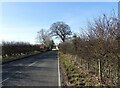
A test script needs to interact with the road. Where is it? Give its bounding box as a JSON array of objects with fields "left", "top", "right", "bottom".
[{"left": 2, "top": 50, "right": 59, "bottom": 87}]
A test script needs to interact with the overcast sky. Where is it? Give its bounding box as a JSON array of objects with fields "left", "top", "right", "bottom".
[{"left": 0, "top": 2, "right": 118, "bottom": 44}]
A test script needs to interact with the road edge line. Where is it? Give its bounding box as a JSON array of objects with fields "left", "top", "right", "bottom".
[
  {"left": 58, "top": 51, "right": 61, "bottom": 87},
  {"left": 28, "top": 61, "right": 38, "bottom": 67},
  {"left": 0, "top": 78, "right": 9, "bottom": 84}
]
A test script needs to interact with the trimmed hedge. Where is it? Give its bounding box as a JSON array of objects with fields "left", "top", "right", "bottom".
[{"left": 2, "top": 41, "right": 46, "bottom": 58}]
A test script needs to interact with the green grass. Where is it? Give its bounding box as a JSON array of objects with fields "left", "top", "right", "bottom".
[{"left": 59, "top": 52, "right": 87, "bottom": 87}]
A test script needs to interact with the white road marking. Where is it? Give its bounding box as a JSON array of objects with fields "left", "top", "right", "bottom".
[
  {"left": 15, "top": 71, "right": 22, "bottom": 73},
  {"left": 58, "top": 52, "right": 61, "bottom": 87},
  {"left": 28, "top": 61, "right": 38, "bottom": 67},
  {"left": 0, "top": 78, "right": 9, "bottom": 83}
]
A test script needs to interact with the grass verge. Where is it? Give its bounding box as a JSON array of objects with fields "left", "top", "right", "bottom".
[{"left": 59, "top": 52, "right": 112, "bottom": 87}]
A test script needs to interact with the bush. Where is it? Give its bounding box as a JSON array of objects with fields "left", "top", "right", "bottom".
[
  {"left": 59, "top": 14, "right": 120, "bottom": 86},
  {"left": 2, "top": 41, "right": 46, "bottom": 58}
]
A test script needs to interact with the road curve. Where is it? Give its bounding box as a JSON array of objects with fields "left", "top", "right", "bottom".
[{"left": 2, "top": 50, "right": 59, "bottom": 86}]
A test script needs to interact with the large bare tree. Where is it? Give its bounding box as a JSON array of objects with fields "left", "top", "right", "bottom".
[{"left": 49, "top": 21, "right": 72, "bottom": 42}]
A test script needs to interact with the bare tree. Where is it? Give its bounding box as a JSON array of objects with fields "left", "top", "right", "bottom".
[
  {"left": 59, "top": 13, "right": 119, "bottom": 86},
  {"left": 36, "top": 29, "right": 54, "bottom": 49},
  {"left": 49, "top": 21, "right": 72, "bottom": 42},
  {"left": 37, "top": 29, "right": 47, "bottom": 44}
]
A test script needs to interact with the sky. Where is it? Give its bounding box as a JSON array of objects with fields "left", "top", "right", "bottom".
[{"left": 0, "top": 2, "right": 118, "bottom": 44}]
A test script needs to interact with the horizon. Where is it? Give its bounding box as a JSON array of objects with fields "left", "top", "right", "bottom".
[{"left": 0, "top": 2, "right": 118, "bottom": 44}]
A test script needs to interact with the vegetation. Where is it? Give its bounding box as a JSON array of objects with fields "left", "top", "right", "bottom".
[
  {"left": 59, "top": 14, "right": 120, "bottom": 87},
  {"left": 1, "top": 11, "right": 119, "bottom": 87},
  {"left": 2, "top": 41, "right": 48, "bottom": 63},
  {"left": 60, "top": 53, "right": 105, "bottom": 87},
  {"left": 49, "top": 21, "right": 72, "bottom": 42},
  {"left": 36, "top": 29, "right": 55, "bottom": 50},
  {"left": 2, "top": 28, "right": 55, "bottom": 63}
]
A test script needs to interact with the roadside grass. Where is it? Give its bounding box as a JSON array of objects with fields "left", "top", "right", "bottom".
[
  {"left": 59, "top": 52, "right": 87, "bottom": 87},
  {"left": 59, "top": 52, "right": 109, "bottom": 87}
]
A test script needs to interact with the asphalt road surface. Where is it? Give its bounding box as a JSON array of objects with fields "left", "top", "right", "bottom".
[{"left": 2, "top": 50, "right": 59, "bottom": 87}]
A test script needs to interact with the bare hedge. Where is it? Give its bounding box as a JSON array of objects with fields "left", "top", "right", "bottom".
[
  {"left": 59, "top": 14, "right": 120, "bottom": 86},
  {"left": 2, "top": 41, "right": 46, "bottom": 58}
]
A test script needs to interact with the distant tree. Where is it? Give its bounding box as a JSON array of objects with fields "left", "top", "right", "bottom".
[
  {"left": 36, "top": 29, "right": 54, "bottom": 50},
  {"left": 49, "top": 21, "right": 72, "bottom": 42},
  {"left": 36, "top": 29, "right": 47, "bottom": 44}
]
